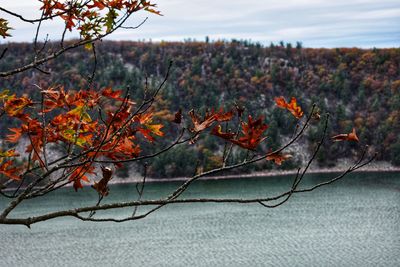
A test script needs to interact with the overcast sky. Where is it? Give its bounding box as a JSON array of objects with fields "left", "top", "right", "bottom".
[{"left": 0, "top": 0, "right": 399, "bottom": 48}]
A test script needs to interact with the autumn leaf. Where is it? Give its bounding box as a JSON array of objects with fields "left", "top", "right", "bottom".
[
  {"left": 145, "top": 123, "right": 164, "bottom": 137},
  {"left": 214, "top": 108, "right": 234, "bottom": 122},
  {"left": 0, "top": 161, "right": 20, "bottom": 180},
  {"left": 312, "top": 110, "right": 321, "bottom": 121},
  {"left": 229, "top": 115, "right": 268, "bottom": 150},
  {"left": 189, "top": 108, "right": 233, "bottom": 133},
  {"left": 135, "top": 112, "right": 153, "bottom": 125},
  {"left": 211, "top": 125, "right": 236, "bottom": 140},
  {"left": 3, "top": 95, "right": 33, "bottom": 117},
  {"left": 0, "top": 89, "right": 11, "bottom": 100},
  {"left": 69, "top": 164, "right": 95, "bottom": 191},
  {"left": 188, "top": 109, "right": 215, "bottom": 133},
  {"left": 0, "top": 149, "right": 19, "bottom": 158},
  {"left": 60, "top": 14, "right": 77, "bottom": 31},
  {"left": 275, "top": 96, "right": 303, "bottom": 119},
  {"left": 6, "top": 128, "right": 22, "bottom": 143},
  {"left": 0, "top": 18, "right": 12, "bottom": 38},
  {"left": 101, "top": 87, "right": 123, "bottom": 99},
  {"left": 266, "top": 152, "right": 293, "bottom": 166},
  {"left": 67, "top": 104, "right": 92, "bottom": 122},
  {"left": 105, "top": 9, "right": 118, "bottom": 33},
  {"left": 144, "top": 7, "right": 163, "bottom": 16},
  {"left": 331, "top": 128, "right": 359, "bottom": 142},
  {"left": 92, "top": 166, "right": 113, "bottom": 196},
  {"left": 212, "top": 115, "right": 268, "bottom": 150},
  {"left": 87, "top": 0, "right": 106, "bottom": 10},
  {"left": 173, "top": 109, "right": 182, "bottom": 124},
  {"left": 134, "top": 112, "right": 164, "bottom": 141}
]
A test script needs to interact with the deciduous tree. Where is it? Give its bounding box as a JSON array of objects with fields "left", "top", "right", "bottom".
[{"left": 0, "top": 1, "right": 374, "bottom": 227}]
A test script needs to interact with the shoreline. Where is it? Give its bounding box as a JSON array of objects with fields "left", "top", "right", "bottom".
[
  {"left": 110, "top": 165, "right": 400, "bottom": 185},
  {"left": 2, "top": 165, "right": 399, "bottom": 192}
]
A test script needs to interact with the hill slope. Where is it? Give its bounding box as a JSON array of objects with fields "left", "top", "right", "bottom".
[{"left": 1, "top": 41, "right": 399, "bottom": 177}]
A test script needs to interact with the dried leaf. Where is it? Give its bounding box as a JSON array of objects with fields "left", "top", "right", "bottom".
[
  {"left": 92, "top": 166, "right": 113, "bottom": 196},
  {"left": 331, "top": 128, "right": 359, "bottom": 142},
  {"left": 266, "top": 152, "right": 293, "bottom": 165},
  {"left": 173, "top": 109, "right": 182, "bottom": 124}
]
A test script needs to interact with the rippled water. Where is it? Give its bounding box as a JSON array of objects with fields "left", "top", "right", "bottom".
[{"left": 1, "top": 172, "right": 399, "bottom": 266}]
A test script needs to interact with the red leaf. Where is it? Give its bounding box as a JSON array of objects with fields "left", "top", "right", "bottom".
[
  {"left": 101, "top": 87, "right": 123, "bottom": 99},
  {"left": 69, "top": 164, "right": 94, "bottom": 191},
  {"left": 211, "top": 125, "right": 236, "bottom": 140}
]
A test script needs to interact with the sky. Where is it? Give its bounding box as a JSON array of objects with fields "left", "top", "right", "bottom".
[{"left": 0, "top": 0, "right": 399, "bottom": 48}]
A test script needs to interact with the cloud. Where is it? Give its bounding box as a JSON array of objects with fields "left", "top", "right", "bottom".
[{"left": 0, "top": 0, "right": 399, "bottom": 47}]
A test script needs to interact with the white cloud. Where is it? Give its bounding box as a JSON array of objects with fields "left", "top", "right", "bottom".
[{"left": 0, "top": 0, "right": 399, "bottom": 47}]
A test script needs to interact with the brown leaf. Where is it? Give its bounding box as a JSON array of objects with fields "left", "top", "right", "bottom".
[
  {"left": 266, "top": 152, "right": 293, "bottom": 166},
  {"left": 173, "top": 109, "right": 182, "bottom": 124},
  {"left": 92, "top": 166, "right": 113, "bottom": 196}
]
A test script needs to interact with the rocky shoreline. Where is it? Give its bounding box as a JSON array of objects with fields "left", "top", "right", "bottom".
[
  {"left": 109, "top": 161, "right": 400, "bottom": 185},
  {"left": 2, "top": 162, "right": 399, "bottom": 192}
]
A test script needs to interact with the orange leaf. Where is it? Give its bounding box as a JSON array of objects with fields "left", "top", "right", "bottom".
[
  {"left": 134, "top": 112, "right": 164, "bottom": 141},
  {"left": 101, "top": 87, "right": 123, "bottom": 99},
  {"left": 275, "top": 96, "right": 303, "bottom": 119},
  {"left": 266, "top": 152, "right": 293, "bottom": 166},
  {"left": 3, "top": 95, "right": 33, "bottom": 117},
  {"left": 146, "top": 123, "right": 164, "bottom": 137},
  {"left": 6, "top": 128, "right": 22, "bottom": 143},
  {"left": 275, "top": 96, "right": 288, "bottom": 109},
  {"left": 0, "top": 149, "right": 19, "bottom": 158},
  {"left": 0, "top": 161, "right": 20, "bottom": 180},
  {"left": 212, "top": 115, "right": 268, "bottom": 150},
  {"left": 214, "top": 108, "right": 234, "bottom": 122},
  {"left": 87, "top": 0, "right": 106, "bottom": 10},
  {"left": 69, "top": 164, "right": 95, "bottom": 191},
  {"left": 331, "top": 128, "right": 359, "bottom": 142}
]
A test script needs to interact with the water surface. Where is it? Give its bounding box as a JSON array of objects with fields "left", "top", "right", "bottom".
[{"left": 1, "top": 172, "right": 399, "bottom": 266}]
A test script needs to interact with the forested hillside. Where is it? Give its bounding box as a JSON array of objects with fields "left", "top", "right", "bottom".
[{"left": 1, "top": 40, "right": 399, "bottom": 177}]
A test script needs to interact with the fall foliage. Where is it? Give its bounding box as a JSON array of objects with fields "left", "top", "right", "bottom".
[{"left": 0, "top": 1, "right": 378, "bottom": 226}]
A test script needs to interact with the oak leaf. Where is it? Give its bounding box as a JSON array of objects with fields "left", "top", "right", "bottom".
[
  {"left": 92, "top": 166, "right": 113, "bottom": 196},
  {"left": 6, "top": 128, "right": 22, "bottom": 143},
  {"left": 70, "top": 164, "right": 95, "bottom": 191},
  {"left": 266, "top": 152, "right": 293, "bottom": 166},
  {"left": 211, "top": 125, "right": 236, "bottom": 140},
  {"left": 173, "top": 109, "right": 182, "bottom": 124},
  {"left": 275, "top": 96, "right": 303, "bottom": 119},
  {"left": 0, "top": 161, "right": 20, "bottom": 180},
  {"left": 189, "top": 108, "right": 234, "bottom": 133},
  {"left": 331, "top": 128, "right": 359, "bottom": 142},
  {"left": 212, "top": 115, "right": 268, "bottom": 150}
]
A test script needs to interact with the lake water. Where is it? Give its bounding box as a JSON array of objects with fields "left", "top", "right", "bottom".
[{"left": 0, "top": 172, "right": 399, "bottom": 266}]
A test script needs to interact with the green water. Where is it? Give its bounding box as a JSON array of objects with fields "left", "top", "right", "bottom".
[{"left": 0, "top": 172, "right": 399, "bottom": 266}]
